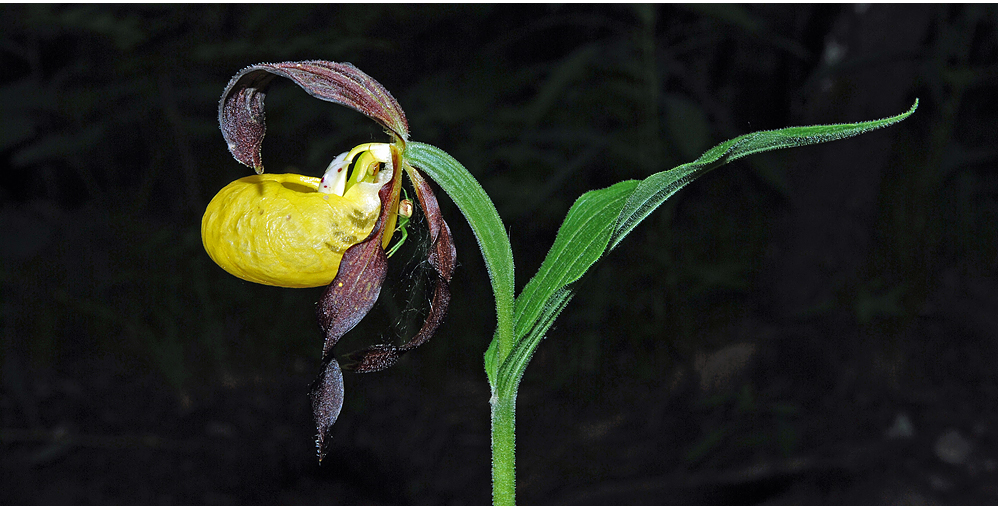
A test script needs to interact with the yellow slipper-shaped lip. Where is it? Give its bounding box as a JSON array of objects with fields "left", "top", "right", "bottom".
[{"left": 201, "top": 173, "right": 384, "bottom": 288}]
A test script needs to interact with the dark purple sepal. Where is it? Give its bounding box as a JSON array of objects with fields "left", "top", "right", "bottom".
[{"left": 219, "top": 60, "right": 410, "bottom": 172}]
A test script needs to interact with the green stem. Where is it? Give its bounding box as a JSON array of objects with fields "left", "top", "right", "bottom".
[
  {"left": 490, "top": 386, "right": 516, "bottom": 505},
  {"left": 494, "top": 308, "right": 515, "bottom": 370},
  {"left": 402, "top": 142, "right": 520, "bottom": 504},
  {"left": 491, "top": 295, "right": 516, "bottom": 504}
]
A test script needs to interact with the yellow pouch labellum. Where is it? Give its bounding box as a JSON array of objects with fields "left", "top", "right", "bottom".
[{"left": 202, "top": 173, "right": 384, "bottom": 288}]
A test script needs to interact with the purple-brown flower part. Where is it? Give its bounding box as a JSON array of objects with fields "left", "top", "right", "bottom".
[
  {"left": 310, "top": 357, "right": 343, "bottom": 463},
  {"left": 340, "top": 165, "right": 456, "bottom": 373},
  {"left": 309, "top": 148, "right": 401, "bottom": 462},
  {"left": 219, "top": 60, "right": 409, "bottom": 173},
  {"left": 216, "top": 60, "right": 455, "bottom": 463},
  {"left": 309, "top": 156, "right": 457, "bottom": 462}
]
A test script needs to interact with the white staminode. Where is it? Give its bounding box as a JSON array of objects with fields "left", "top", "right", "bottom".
[{"left": 318, "top": 151, "right": 350, "bottom": 196}]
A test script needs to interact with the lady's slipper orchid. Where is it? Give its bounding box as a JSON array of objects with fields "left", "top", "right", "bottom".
[{"left": 204, "top": 61, "right": 455, "bottom": 462}]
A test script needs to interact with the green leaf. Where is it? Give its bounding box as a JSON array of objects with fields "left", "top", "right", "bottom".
[
  {"left": 494, "top": 180, "right": 637, "bottom": 396},
  {"left": 610, "top": 99, "right": 919, "bottom": 250},
  {"left": 497, "top": 287, "right": 574, "bottom": 398},
  {"left": 512, "top": 180, "right": 637, "bottom": 343},
  {"left": 499, "top": 99, "right": 918, "bottom": 393},
  {"left": 404, "top": 142, "right": 515, "bottom": 386}
]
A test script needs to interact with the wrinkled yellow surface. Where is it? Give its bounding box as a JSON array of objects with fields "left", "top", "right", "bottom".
[{"left": 201, "top": 173, "right": 384, "bottom": 288}]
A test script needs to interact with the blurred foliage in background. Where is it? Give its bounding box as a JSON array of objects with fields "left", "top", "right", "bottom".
[{"left": 1, "top": 4, "right": 996, "bottom": 439}]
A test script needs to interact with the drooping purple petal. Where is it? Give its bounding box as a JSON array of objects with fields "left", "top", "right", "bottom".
[
  {"left": 219, "top": 60, "right": 409, "bottom": 173},
  {"left": 340, "top": 165, "right": 456, "bottom": 373},
  {"left": 309, "top": 154, "right": 402, "bottom": 462},
  {"left": 308, "top": 357, "right": 343, "bottom": 464},
  {"left": 402, "top": 166, "right": 457, "bottom": 346}
]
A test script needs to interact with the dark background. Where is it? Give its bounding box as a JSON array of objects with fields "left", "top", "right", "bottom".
[{"left": 2, "top": 4, "right": 996, "bottom": 504}]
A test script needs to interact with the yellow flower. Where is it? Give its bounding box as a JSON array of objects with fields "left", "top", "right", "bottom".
[
  {"left": 201, "top": 143, "right": 398, "bottom": 288},
  {"left": 208, "top": 60, "right": 454, "bottom": 462}
]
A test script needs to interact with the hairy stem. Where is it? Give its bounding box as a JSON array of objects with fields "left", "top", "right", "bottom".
[{"left": 490, "top": 388, "right": 516, "bottom": 505}]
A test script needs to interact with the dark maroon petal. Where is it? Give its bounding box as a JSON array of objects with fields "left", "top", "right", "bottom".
[
  {"left": 218, "top": 70, "right": 273, "bottom": 172},
  {"left": 340, "top": 343, "right": 400, "bottom": 373},
  {"left": 340, "top": 166, "right": 456, "bottom": 373},
  {"left": 308, "top": 357, "right": 343, "bottom": 464},
  {"left": 402, "top": 166, "right": 456, "bottom": 347},
  {"left": 310, "top": 154, "right": 402, "bottom": 461},
  {"left": 219, "top": 60, "right": 409, "bottom": 172},
  {"left": 315, "top": 229, "right": 388, "bottom": 359}
]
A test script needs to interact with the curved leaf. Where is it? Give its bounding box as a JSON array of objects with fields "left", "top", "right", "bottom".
[
  {"left": 494, "top": 180, "right": 636, "bottom": 395},
  {"left": 610, "top": 99, "right": 920, "bottom": 250},
  {"left": 512, "top": 180, "right": 637, "bottom": 342},
  {"left": 404, "top": 142, "right": 515, "bottom": 386},
  {"left": 499, "top": 99, "right": 919, "bottom": 393}
]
